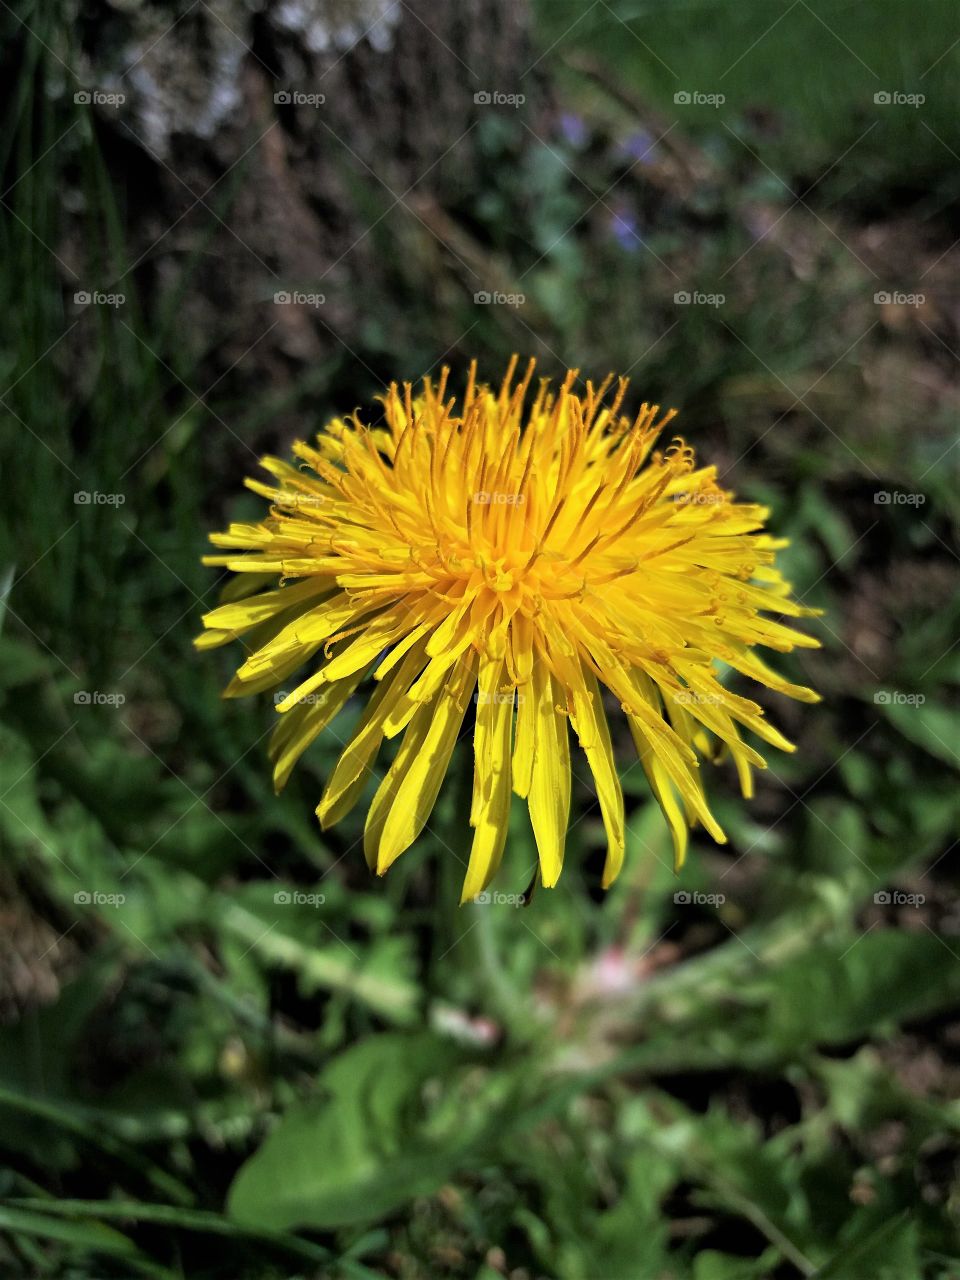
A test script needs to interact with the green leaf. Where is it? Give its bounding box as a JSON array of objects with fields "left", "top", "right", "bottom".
[
  {"left": 219, "top": 899, "right": 420, "bottom": 1024},
  {"left": 228, "top": 1033, "right": 497, "bottom": 1231},
  {"left": 5, "top": 1199, "right": 335, "bottom": 1267},
  {"left": 766, "top": 930, "right": 960, "bottom": 1050},
  {"left": 0, "top": 1203, "right": 140, "bottom": 1256},
  {"left": 814, "top": 1211, "right": 918, "bottom": 1280},
  {"left": 878, "top": 697, "right": 959, "bottom": 769},
  {"left": 693, "top": 1250, "right": 776, "bottom": 1280}
]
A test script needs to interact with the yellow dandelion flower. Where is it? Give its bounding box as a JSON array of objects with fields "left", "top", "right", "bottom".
[{"left": 198, "top": 357, "right": 820, "bottom": 900}]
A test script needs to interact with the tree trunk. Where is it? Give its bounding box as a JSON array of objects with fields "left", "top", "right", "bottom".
[{"left": 66, "top": 0, "right": 538, "bottom": 388}]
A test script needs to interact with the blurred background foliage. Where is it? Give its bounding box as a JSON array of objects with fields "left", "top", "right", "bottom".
[{"left": 0, "top": 0, "right": 958, "bottom": 1276}]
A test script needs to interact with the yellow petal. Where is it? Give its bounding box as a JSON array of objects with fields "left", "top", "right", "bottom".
[
  {"left": 460, "top": 656, "right": 514, "bottom": 903},
  {"left": 194, "top": 629, "right": 233, "bottom": 651},
  {"left": 527, "top": 663, "right": 570, "bottom": 888},
  {"left": 569, "top": 664, "right": 626, "bottom": 888},
  {"left": 201, "top": 576, "right": 333, "bottom": 635},
  {"left": 511, "top": 671, "right": 536, "bottom": 798},
  {"left": 317, "top": 605, "right": 426, "bottom": 686},
  {"left": 629, "top": 723, "right": 688, "bottom": 871},
  {"left": 268, "top": 670, "right": 364, "bottom": 792},
  {"left": 366, "top": 656, "right": 477, "bottom": 875},
  {"left": 316, "top": 642, "right": 428, "bottom": 831},
  {"left": 235, "top": 593, "right": 373, "bottom": 681},
  {"left": 222, "top": 642, "right": 324, "bottom": 698}
]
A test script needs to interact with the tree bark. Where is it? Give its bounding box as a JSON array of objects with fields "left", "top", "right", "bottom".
[{"left": 67, "top": 0, "right": 538, "bottom": 386}]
